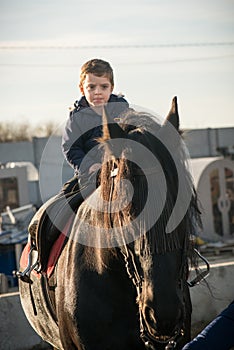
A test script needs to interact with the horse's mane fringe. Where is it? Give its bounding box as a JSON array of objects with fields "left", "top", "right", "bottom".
[{"left": 99, "top": 155, "right": 136, "bottom": 246}]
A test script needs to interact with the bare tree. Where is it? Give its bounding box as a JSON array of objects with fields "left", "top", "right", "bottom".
[{"left": 0, "top": 121, "right": 62, "bottom": 142}]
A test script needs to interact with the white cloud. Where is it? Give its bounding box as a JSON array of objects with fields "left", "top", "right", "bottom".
[{"left": 1, "top": 0, "right": 233, "bottom": 44}]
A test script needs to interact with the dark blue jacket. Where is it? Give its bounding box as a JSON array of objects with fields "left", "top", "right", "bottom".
[
  {"left": 182, "top": 300, "right": 234, "bottom": 350},
  {"left": 62, "top": 94, "right": 129, "bottom": 176}
]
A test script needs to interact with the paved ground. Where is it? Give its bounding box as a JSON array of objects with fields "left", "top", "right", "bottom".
[{"left": 1, "top": 252, "right": 233, "bottom": 349}]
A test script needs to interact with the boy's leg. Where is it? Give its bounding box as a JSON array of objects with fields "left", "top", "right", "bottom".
[{"left": 28, "top": 176, "right": 79, "bottom": 241}]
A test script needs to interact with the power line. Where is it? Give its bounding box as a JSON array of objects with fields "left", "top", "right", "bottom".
[
  {"left": 0, "top": 42, "right": 234, "bottom": 50},
  {"left": 0, "top": 54, "right": 233, "bottom": 68}
]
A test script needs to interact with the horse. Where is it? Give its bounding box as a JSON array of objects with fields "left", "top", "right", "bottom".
[{"left": 18, "top": 97, "right": 205, "bottom": 350}]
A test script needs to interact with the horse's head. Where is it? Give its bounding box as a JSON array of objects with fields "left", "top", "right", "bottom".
[
  {"left": 74, "top": 98, "right": 199, "bottom": 348},
  {"left": 96, "top": 97, "right": 198, "bottom": 347}
]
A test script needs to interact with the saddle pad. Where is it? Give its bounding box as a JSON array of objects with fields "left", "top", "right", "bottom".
[
  {"left": 46, "top": 232, "right": 67, "bottom": 278},
  {"left": 46, "top": 216, "right": 74, "bottom": 278}
]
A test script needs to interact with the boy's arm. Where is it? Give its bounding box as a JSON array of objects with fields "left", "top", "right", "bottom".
[{"left": 62, "top": 112, "right": 97, "bottom": 175}]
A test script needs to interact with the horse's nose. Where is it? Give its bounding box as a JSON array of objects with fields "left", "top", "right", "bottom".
[{"left": 143, "top": 303, "right": 183, "bottom": 335}]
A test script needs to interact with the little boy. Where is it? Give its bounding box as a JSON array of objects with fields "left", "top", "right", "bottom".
[
  {"left": 62, "top": 58, "right": 129, "bottom": 192},
  {"left": 19, "top": 59, "right": 129, "bottom": 276}
]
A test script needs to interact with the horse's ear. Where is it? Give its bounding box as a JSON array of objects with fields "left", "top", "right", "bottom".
[
  {"left": 164, "top": 96, "right": 180, "bottom": 130},
  {"left": 102, "top": 106, "right": 127, "bottom": 140}
]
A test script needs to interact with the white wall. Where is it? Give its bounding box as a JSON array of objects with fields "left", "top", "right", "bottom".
[{"left": 184, "top": 127, "right": 234, "bottom": 159}]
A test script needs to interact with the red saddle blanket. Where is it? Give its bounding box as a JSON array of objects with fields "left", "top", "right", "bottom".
[{"left": 20, "top": 218, "right": 72, "bottom": 278}]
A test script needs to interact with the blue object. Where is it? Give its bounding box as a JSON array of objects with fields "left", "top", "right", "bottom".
[
  {"left": 182, "top": 301, "right": 234, "bottom": 350},
  {"left": 0, "top": 244, "right": 17, "bottom": 286}
]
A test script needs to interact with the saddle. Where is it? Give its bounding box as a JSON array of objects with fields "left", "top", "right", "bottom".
[{"left": 17, "top": 183, "right": 95, "bottom": 282}]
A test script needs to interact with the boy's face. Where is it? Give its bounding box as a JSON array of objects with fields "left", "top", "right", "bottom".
[{"left": 80, "top": 73, "right": 113, "bottom": 107}]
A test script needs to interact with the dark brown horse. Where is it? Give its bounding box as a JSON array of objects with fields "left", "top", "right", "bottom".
[{"left": 19, "top": 98, "right": 203, "bottom": 350}]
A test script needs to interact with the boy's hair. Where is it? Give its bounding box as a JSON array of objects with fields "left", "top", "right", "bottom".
[{"left": 79, "top": 59, "right": 114, "bottom": 87}]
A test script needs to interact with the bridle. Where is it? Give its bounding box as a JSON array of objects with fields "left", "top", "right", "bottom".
[
  {"left": 120, "top": 243, "right": 184, "bottom": 350},
  {"left": 120, "top": 243, "right": 210, "bottom": 350}
]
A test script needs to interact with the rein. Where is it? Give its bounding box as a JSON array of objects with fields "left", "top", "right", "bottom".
[{"left": 187, "top": 249, "right": 210, "bottom": 287}]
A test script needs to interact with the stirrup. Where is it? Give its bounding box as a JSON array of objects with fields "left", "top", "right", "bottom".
[{"left": 16, "top": 244, "right": 39, "bottom": 284}]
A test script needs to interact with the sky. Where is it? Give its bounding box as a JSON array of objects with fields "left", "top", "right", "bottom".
[{"left": 0, "top": 0, "right": 233, "bottom": 130}]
